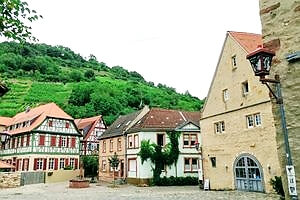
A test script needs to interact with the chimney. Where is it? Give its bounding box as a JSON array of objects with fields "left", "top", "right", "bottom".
[{"left": 25, "top": 106, "right": 30, "bottom": 113}]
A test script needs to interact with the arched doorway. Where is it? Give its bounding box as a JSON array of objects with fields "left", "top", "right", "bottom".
[{"left": 234, "top": 154, "right": 264, "bottom": 192}]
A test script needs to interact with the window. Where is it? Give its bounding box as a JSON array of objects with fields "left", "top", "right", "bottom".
[
  {"left": 110, "top": 140, "right": 113, "bottom": 152},
  {"left": 183, "top": 134, "right": 198, "bottom": 148},
  {"left": 39, "top": 135, "right": 45, "bottom": 146},
  {"left": 20, "top": 136, "right": 24, "bottom": 147},
  {"left": 210, "top": 157, "right": 216, "bottom": 168},
  {"left": 223, "top": 89, "right": 229, "bottom": 101},
  {"left": 231, "top": 55, "right": 237, "bottom": 68},
  {"left": 242, "top": 81, "right": 249, "bottom": 96},
  {"left": 134, "top": 134, "right": 139, "bottom": 148},
  {"left": 128, "top": 135, "right": 133, "bottom": 148},
  {"left": 61, "top": 137, "right": 66, "bottom": 147},
  {"left": 117, "top": 138, "right": 122, "bottom": 151},
  {"left": 214, "top": 121, "right": 225, "bottom": 134},
  {"left": 102, "top": 140, "right": 106, "bottom": 153},
  {"left": 59, "top": 158, "right": 65, "bottom": 169},
  {"left": 65, "top": 122, "right": 70, "bottom": 129},
  {"left": 247, "top": 113, "right": 262, "bottom": 128},
  {"left": 184, "top": 158, "right": 198, "bottom": 172},
  {"left": 102, "top": 160, "right": 107, "bottom": 171},
  {"left": 49, "top": 158, "right": 54, "bottom": 170},
  {"left": 70, "top": 158, "right": 75, "bottom": 169},
  {"left": 37, "top": 158, "right": 43, "bottom": 170},
  {"left": 157, "top": 134, "right": 165, "bottom": 147},
  {"left": 48, "top": 120, "right": 53, "bottom": 127},
  {"left": 128, "top": 158, "right": 136, "bottom": 172},
  {"left": 23, "top": 159, "right": 29, "bottom": 171}
]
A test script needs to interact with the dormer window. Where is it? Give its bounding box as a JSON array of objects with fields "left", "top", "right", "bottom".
[{"left": 65, "top": 122, "right": 70, "bottom": 129}]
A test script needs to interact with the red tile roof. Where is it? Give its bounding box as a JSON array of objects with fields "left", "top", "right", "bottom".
[
  {"left": 5, "top": 102, "right": 73, "bottom": 135},
  {"left": 75, "top": 115, "right": 104, "bottom": 141},
  {"left": 0, "top": 117, "right": 13, "bottom": 126},
  {"left": 128, "top": 108, "right": 200, "bottom": 132},
  {"left": 229, "top": 31, "right": 262, "bottom": 53}
]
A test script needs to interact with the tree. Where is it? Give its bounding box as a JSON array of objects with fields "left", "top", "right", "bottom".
[
  {"left": 108, "top": 152, "right": 120, "bottom": 187},
  {"left": 82, "top": 155, "right": 98, "bottom": 181},
  {"left": 138, "top": 131, "right": 181, "bottom": 184},
  {"left": 84, "top": 70, "right": 95, "bottom": 80},
  {"left": 0, "top": 0, "right": 42, "bottom": 42}
]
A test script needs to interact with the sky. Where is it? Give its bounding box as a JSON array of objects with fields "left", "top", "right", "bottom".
[{"left": 23, "top": 0, "right": 261, "bottom": 99}]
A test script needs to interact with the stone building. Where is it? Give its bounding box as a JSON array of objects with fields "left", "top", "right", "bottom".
[
  {"left": 200, "top": 31, "right": 281, "bottom": 193},
  {"left": 259, "top": 0, "right": 300, "bottom": 197}
]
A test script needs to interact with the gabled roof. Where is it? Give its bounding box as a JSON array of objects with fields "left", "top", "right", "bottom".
[
  {"left": 4, "top": 102, "right": 74, "bottom": 135},
  {"left": 228, "top": 31, "right": 262, "bottom": 53},
  {"left": 0, "top": 117, "right": 13, "bottom": 126},
  {"left": 128, "top": 108, "right": 201, "bottom": 133},
  {"left": 75, "top": 115, "right": 105, "bottom": 141},
  {"left": 201, "top": 31, "right": 262, "bottom": 114},
  {"left": 99, "top": 109, "right": 144, "bottom": 139}
]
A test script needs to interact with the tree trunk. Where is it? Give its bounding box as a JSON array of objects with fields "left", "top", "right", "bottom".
[{"left": 112, "top": 168, "right": 115, "bottom": 186}]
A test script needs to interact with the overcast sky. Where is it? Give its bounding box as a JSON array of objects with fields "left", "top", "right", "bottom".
[{"left": 23, "top": 0, "right": 261, "bottom": 99}]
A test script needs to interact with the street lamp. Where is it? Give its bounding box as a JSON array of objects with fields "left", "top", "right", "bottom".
[{"left": 247, "top": 46, "right": 298, "bottom": 199}]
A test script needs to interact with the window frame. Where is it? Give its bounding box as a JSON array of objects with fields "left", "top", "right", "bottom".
[
  {"left": 117, "top": 138, "right": 122, "bottom": 151},
  {"left": 128, "top": 135, "right": 133, "bottom": 149},
  {"left": 223, "top": 89, "right": 229, "bottom": 102},
  {"left": 246, "top": 113, "right": 262, "bottom": 128},
  {"left": 128, "top": 158, "right": 137, "bottom": 172},
  {"left": 48, "top": 158, "right": 55, "bottom": 170},
  {"left": 214, "top": 121, "right": 225, "bottom": 134},
  {"left": 102, "top": 140, "right": 106, "bottom": 153},
  {"left": 210, "top": 157, "right": 216, "bottom": 168},
  {"left": 242, "top": 81, "right": 250, "bottom": 96},
  {"left": 109, "top": 139, "right": 113, "bottom": 152},
  {"left": 156, "top": 133, "right": 165, "bottom": 147},
  {"left": 231, "top": 55, "right": 237, "bottom": 69},
  {"left": 59, "top": 158, "right": 65, "bottom": 169},
  {"left": 134, "top": 134, "right": 139, "bottom": 148},
  {"left": 184, "top": 157, "right": 198, "bottom": 173},
  {"left": 183, "top": 133, "right": 198, "bottom": 148}
]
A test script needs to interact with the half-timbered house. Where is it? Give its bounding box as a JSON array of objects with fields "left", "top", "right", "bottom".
[
  {"left": 75, "top": 116, "right": 107, "bottom": 156},
  {"left": 0, "top": 103, "right": 81, "bottom": 172}
]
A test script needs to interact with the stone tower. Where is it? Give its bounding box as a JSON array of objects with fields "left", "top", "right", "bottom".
[{"left": 259, "top": 0, "right": 300, "bottom": 198}]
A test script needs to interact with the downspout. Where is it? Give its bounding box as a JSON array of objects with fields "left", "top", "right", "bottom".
[{"left": 124, "top": 131, "right": 127, "bottom": 182}]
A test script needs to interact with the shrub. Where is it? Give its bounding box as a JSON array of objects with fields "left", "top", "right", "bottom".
[
  {"left": 270, "top": 176, "right": 285, "bottom": 197},
  {"left": 64, "top": 165, "right": 73, "bottom": 170},
  {"left": 155, "top": 176, "right": 199, "bottom": 186}
]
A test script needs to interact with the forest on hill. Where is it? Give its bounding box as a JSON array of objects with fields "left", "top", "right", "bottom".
[{"left": 0, "top": 42, "right": 204, "bottom": 125}]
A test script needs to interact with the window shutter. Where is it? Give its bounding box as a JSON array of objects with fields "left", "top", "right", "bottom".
[
  {"left": 21, "top": 136, "right": 24, "bottom": 147},
  {"left": 51, "top": 136, "right": 56, "bottom": 146},
  {"left": 65, "top": 158, "right": 69, "bottom": 167},
  {"left": 75, "top": 158, "right": 78, "bottom": 169},
  {"left": 54, "top": 158, "right": 58, "bottom": 170},
  {"left": 67, "top": 137, "right": 69, "bottom": 148},
  {"left": 39, "top": 135, "right": 45, "bottom": 146},
  {"left": 26, "top": 134, "right": 30, "bottom": 146},
  {"left": 71, "top": 137, "right": 76, "bottom": 148},
  {"left": 16, "top": 160, "right": 19, "bottom": 171},
  {"left": 33, "top": 158, "right": 38, "bottom": 170},
  {"left": 22, "top": 159, "right": 25, "bottom": 171},
  {"left": 59, "top": 136, "right": 62, "bottom": 147},
  {"left": 43, "top": 159, "right": 47, "bottom": 170}
]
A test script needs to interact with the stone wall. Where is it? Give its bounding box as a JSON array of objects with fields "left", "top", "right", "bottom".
[
  {"left": 45, "top": 169, "right": 80, "bottom": 183},
  {"left": 259, "top": 0, "right": 300, "bottom": 198},
  {"left": 0, "top": 172, "right": 21, "bottom": 188}
]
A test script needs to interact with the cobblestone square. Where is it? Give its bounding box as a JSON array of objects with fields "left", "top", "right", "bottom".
[{"left": 0, "top": 182, "right": 281, "bottom": 200}]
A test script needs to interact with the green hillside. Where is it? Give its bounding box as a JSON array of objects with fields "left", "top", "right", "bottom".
[{"left": 0, "top": 42, "right": 204, "bottom": 125}]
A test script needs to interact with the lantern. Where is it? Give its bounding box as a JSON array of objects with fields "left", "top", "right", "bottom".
[{"left": 246, "top": 45, "right": 275, "bottom": 78}]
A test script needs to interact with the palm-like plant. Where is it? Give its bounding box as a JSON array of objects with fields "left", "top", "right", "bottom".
[{"left": 108, "top": 152, "right": 120, "bottom": 186}]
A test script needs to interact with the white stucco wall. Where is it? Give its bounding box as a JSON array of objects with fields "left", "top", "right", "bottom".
[{"left": 127, "top": 130, "right": 202, "bottom": 179}]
